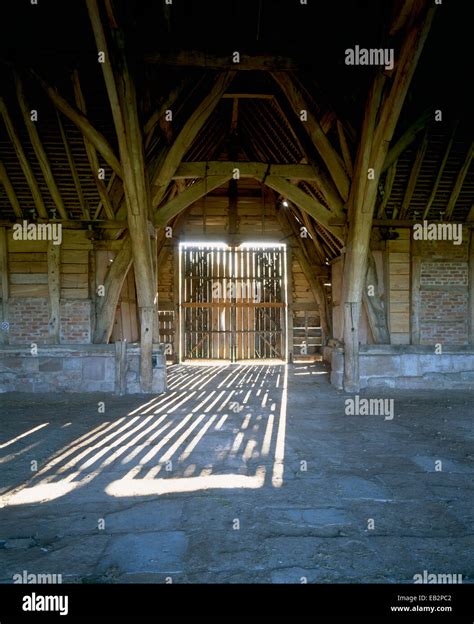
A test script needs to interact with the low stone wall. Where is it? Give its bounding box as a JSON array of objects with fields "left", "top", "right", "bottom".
[
  {"left": 0, "top": 344, "right": 166, "bottom": 394},
  {"left": 328, "top": 344, "right": 474, "bottom": 390}
]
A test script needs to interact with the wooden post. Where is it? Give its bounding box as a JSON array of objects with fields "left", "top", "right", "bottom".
[
  {"left": 47, "top": 242, "right": 61, "bottom": 343},
  {"left": 151, "top": 232, "right": 160, "bottom": 344},
  {"left": 173, "top": 245, "right": 180, "bottom": 363},
  {"left": 115, "top": 340, "right": 127, "bottom": 396},
  {"left": 89, "top": 248, "right": 97, "bottom": 339},
  {"left": 0, "top": 227, "right": 9, "bottom": 346},
  {"left": 286, "top": 246, "right": 294, "bottom": 362},
  {"left": 86, "top": 0, "right": 156, "bottom": 391},
  {"left": 469, "top": 229, "right": 474, "bottom": 346},
  {"left": 411, "top": 237, "right": 421, "bottom": 344},
  {"left": 341, "top": 3, "right": 435, "bottom": 391}
]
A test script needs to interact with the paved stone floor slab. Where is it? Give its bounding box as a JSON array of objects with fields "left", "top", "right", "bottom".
[{"left": 0, "top": 362, "right": 473, "bottom": 583}]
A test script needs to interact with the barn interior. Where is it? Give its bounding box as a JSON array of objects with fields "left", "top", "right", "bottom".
[{"left": 0, "top": 0, "right": 473, "bottom": 586}]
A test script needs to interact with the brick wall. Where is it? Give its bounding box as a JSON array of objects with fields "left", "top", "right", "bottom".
[
  {"left": 60, "top": 300, "right": 92, "bottom": 344},
  {"left": 418, "top": 232, "right": 469, "bottom": 345},
  {"left": 6, "top": 298, "right": 92, "bottom": 345},
  {"left": 7, "top": 298, "right": 50, "bottom": 344}
]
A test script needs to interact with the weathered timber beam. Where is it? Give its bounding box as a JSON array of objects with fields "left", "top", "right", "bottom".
[
  {"left": 15, "top": 74, "right": 68, "bottom": 220},
  {"left": 94, "top": 173, "right": 117, "bottom": 221},
  {"left": 299, "top": 210, "right": 327, "bottom": 264},
  {"left": 272, "top": 72, "right": 350, "bottom": 201},
  {"left": 399, "top": 129, "right": 428, "bottom": 218},
  {"left": 47, "top": 241, "right": 60, "bottom": 343},
  {"left": 377, "top": 161, "right": 397, "bottom": 219},
  {"left": 0, "top": 97, "right": 47, "bottom": 219},
  {"left": 72, "top": 71, "right": 115, "bottom": 220},
  {"left": 383, "top": 107, "right": 431, "bottom": 172},
  {"left": 423, "top": 120, "right": 458, "bottom": 219},
  {"left": 0, "top": 162, "right": 22, "bottom": 218},
  {"left": 32, "top": 70, "right": 123, "bottom": 178},
  {"left": 273, "top": 93, "right": 345, "bottom": 213},
  {"left": 371, "top": 8, "right": 436, "bottom": 171},
  {"left": 151, "top": 72, "right": 236, "bottom": 209},
  {"left": 0, "top": 219, "right": 127, "bottom": 229},
  {"left": 155, "top": 175, "right": 232, "bottom": 227},
  {"left": 467, "top": 204, "right": 474, "bottom": 223},
  {"left": 222, "top": 93, "right": 274, "bottom": 100},
  {"left": 337, "top": 120, "right": 353, "bottom": 178},
  {"left": 56, "top": 112, "right": 89, "bottom": 219},
  {"left": 341, "top": 2, "right": 436, "bottom": 391},
  {"left": 144, "top": 75, "right": 196, "bottom": 149},
  {"left": 93, "top": 236, "right": 133, "bottom": 343},
  {"left": 144, "top": 51, "right": 298, "bottom": 71},
  {"left": 362, "top": 251, "right": 390, "bottom": 343},
  {"left": 276, "top": 207, "right": 330, "bottom": 337},
  {"left": 446, "top": 141, "right": 474, "bottom": 220},
  {"left": 87, "top": 0, "right": 156, "bottom": 391},
  {"left": 264, "top": 176, "right": 344, "bottom": 241},
  {"left": 173, "top": 161, "right": 325, "bottom": 181},
  {"left": 295, "top": 185, "right": 341, "bottom": 257},
  {"left": 389, "top": 0, "right": 416, "bottom": 36},
  {"left": 372, "top": 219, "right": 474, "bottom": 228}
]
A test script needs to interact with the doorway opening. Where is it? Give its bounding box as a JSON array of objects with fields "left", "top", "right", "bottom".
[{"left": 179, "top": 243, "right": 288, "bottom": 362}]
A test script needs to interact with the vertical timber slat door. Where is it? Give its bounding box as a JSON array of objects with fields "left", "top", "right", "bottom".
[{"left": 180, "top": 243, "right": 287, "bottom": 361}]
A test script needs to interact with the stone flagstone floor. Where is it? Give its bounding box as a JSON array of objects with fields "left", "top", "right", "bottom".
[{"left": 0, "top": 362, "right": 473, "bottom": 583}]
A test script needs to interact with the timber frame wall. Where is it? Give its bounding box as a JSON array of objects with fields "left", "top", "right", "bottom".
[{"left": 1, "top": 1, "right": 473, "bottom": 392}]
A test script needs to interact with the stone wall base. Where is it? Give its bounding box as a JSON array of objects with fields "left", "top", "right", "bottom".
[
  {"left": 327, "top": 345, "right": 474, "bottom": 390},
  {"left": 0, "top": 344, "right": 166, "bottom": 394}
]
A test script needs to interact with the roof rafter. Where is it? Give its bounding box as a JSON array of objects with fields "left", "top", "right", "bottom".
[
  {"left": 272, "top": 71, "right": 350, "bottom": 201},
  {"left": 32, "top": 69, "right": 123, "bottom": 178},
  {"left": 0, "top": 161, "right": 22, "bottom": 218},
  {"left": 15, "top": 74, "right": 68, "bottom": 220},
  {"left": 151, "top": 71, "right": 235, "bottom": 209},
  {"left": 72, "top": 70, "right": 115, "bottom": 221},
  {"left": 446, "top": 141, "right": 474, "bottom": 220},
  {"left": 0, "top": 96, "right": 48, "bottom": 219},
  {"left": 422, "top": 120, "right": 459, "bottom": 219}
]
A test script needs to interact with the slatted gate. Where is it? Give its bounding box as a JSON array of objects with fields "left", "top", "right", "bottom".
[{"left": 179, "top": 244, "right": 287, "bottom": 361}]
